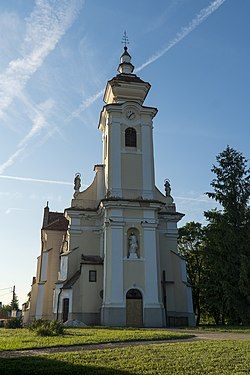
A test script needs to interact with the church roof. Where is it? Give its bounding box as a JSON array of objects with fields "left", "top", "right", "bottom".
[
  {"left": 81, "top": 255, "right": 103, "bottom": 265},
  {"left": 42, "top": 211, "right": 68, "bottom": 231},
  {"left": 62, "top": 269, "right": 81, "bottom": 289},
  {"left": 109, "top": 73, "right": 150, "bottom": 85}
]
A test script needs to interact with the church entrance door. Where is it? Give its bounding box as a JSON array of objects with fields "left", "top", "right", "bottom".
[
  {"left": 126, "top": 289, "right": 143, "bottom": 327},
  {"left": 62, "top": 298, "right": 69, "bottom": 322}
]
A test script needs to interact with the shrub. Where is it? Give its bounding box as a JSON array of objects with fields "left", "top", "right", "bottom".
[
  {"left": 4, "top": 317, "right": 22, "bottom": 329},
  {"left": 29, "top": 319, "right": 64, "bottom": 336}
]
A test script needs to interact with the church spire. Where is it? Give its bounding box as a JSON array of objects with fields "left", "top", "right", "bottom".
[{"left": 118, "top": 31, "right": 134, "bottom": 74}]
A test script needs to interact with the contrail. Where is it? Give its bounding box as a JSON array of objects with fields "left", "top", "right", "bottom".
[
  {"left": 67, "top": 89, "right": 104, "bottom": 121},
  {"left": 175, "top": 195, "right": 212, "bottom": 203},
  {"left": 0, "top": 174, "right": 72, "bottom": 186},
  {"left": 72, "top": 0, "right": 226, "bottom": 119},
  {"left": 0, "top": 0, "right": 84, "bottom": 174},
  {"left": 135, "top": 0, "right": 226, "bottom": 72},
  {"left": 1, "top": 0, "right": 226, "bottom": 174},
  {"left": 0, "top": 0, "right": 84, "bottom": 118}
]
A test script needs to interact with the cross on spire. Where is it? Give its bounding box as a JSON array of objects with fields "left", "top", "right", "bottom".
[{"left": 121, "top": 30, "right": 129, "bottom": 49}]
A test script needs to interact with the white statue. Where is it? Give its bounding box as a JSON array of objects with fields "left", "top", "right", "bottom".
[{"left": 128, "top": 232, "right": 138, "bottom": 259}]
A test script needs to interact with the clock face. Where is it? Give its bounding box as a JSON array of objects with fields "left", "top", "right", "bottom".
[{"left": 126, "top": 109, "right": 136, "bottom": 120}]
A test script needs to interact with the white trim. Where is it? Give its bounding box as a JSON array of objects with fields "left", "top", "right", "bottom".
[
  {"left": 40, "top": 252, "right": 48, "bottom": 282},
  {"left": 141, "top": 124, "right": 154, "bottom": 199},
  {"left": 103, "top": 223, "right": 124, "bottom": 305},
  {"left": 35, "top": 283, "right": 45, "bottom": 319},
  {"left": 123, "top": 257, "right": 144, "bottom": 261},
  {"left": 110, "top": 122, "right": 122, "bottom": 197},
  {"left": 143, "top": 226, "right": 160, "bottom": 305}
]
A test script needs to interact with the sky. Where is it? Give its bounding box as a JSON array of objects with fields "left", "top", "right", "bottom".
[{"left": 0, "top": 0, "right": 249, "bottom": 306}]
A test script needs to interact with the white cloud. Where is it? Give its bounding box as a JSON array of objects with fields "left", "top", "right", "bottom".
[
  {"left": 0, "top": 0, "right": 84, "bottom": 174},
  {"left": 0, "top": 147, "right": 26, "bottom": 175},
  {"left": 0, "top": 97, "right": 56, "bottom": 174},
  {"left": 0, "top": 0, "right": 226, "bottom": 174},
  {"left": 67, "top": 89, "right": 104, "bottom": 121},
  {"left": 5, "top": 207, "right": 29, "bottom": 215},
  {"left": 175, "top": 194, "right": 212, "bottom": 203},
  {"left": 18, "top": 97, "right": 56, "bottom": 147},
  {"left": 0, "top": 174, "right": 73, "bottom": 186},
  {"left": 68, "top": 0, "right": 226, "bottom": 119},
  {"left": 0, "top": 0, "right": 84, "bottom": 118},
  {"left": 136, "top": 0, "right": 226, "bottom": 72}
]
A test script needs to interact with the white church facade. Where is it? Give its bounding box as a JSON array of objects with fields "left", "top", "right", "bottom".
[{"left": 27, "top": 46, "right": 195, "bottom": 327}]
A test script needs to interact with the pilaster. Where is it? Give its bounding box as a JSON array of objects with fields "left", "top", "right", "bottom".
[{"left": 141, "top": 122, "right": 155, "bottom": 199}]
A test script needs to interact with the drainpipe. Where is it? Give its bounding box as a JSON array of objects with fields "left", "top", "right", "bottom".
[
  {"left": 162, "top": 270, "right": 168, "bottom": 327},
  {"left": 56, "top": 288, "right": 62, "bottom": 320}
]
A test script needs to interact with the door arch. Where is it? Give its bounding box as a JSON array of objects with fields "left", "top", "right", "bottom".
[{"left": 126, "top": 289, "right": 143, "bottom": 327}]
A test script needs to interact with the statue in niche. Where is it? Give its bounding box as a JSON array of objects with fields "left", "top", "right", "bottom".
[
  {"left": 128, "top": 232, "right": 138, "bottom": 259},
  {"left": 74, "top": 173, "right": 81, "bottom": 193},
  {"left": 164, "top": 179, "right": 171, "bottom": 197}
]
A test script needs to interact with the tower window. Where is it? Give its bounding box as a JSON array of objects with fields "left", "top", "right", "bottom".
[
  {"left": 125, "top": 127, "right": 137, "bottom": 147},
  {"left": 89, "top": 270, "right": 97, "bottom": 282}
]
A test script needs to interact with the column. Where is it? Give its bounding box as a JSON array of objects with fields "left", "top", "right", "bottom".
[
  {"left": 109, "top": 122, "right": 122, "bottom": 197},
  {"left": 102, "top": 219, "right": 126, "bottom": 326},
  {"left": 142, "top": 222, "right": 165, "bottom": 327},
  {"left": 143, "top": 223, "right": 159, "bottom": 305},
  {"left": 141, "top": 123, "right": 155, "bottom": 199}
]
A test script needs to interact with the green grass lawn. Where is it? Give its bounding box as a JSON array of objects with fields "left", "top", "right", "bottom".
[
  {"left": 0, "top": 340, "right": 249, "bottom": 374},
  {"left": 0, "top": 327, "right": 192, "bottom": 351},
  {"left": 179, "top": 325, "right": 250, "bottom": 334}
]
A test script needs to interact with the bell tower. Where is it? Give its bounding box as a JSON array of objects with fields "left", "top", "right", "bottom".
[
  {"left": 98, "top": 44, "right": 157, "bottom": 200},
  {"left": 99, "top": 37, "right": 167, "bottom": 327}
]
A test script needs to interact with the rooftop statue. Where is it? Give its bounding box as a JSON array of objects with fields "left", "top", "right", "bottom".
[
  {"left": 164, "top": 179, "right": 171, "bottom": 197},
  {"left": 74, "top": 173, "right": 81, "bottom": 193}
]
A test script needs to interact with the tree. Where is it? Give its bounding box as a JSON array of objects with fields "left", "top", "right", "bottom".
[
  {"left": 178, "top": 222, "right": 205, "bottom": 326},
  {"left": 0, "top": 304, "right": 12, "bottom": 319},
  {"left": 204, "top": 146, "right": 250, "bottom": 324},
  {"left": 11, "top": 287, "right": 19, "bottom": 311}
]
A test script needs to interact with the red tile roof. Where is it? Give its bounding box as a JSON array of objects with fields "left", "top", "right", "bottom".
[{"left": 43, "top": 211, "right": 68, "bottom": 231}]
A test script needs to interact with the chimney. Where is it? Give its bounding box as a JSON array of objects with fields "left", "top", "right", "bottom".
[{"left": 43, "top": 201, "right": 49, "bottom": 228}]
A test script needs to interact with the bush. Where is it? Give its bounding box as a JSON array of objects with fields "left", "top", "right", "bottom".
[
  {"left": 4, "top": 317, "right": 22, "bottom": 329},
  {"left": 29, "top": 319, "right": 64, "bottom": 336}
]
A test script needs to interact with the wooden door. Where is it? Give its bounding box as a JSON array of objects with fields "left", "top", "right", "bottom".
[
  {"left": 62, "top": 298, "right": 69, "bottom": 322},
  {"left": 126, "top": 289, "right": 143, "bottom": 327}
]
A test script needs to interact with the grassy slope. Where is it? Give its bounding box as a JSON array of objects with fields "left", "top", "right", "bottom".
[
  {"left": 1, "top": 340, "right": 249, "bottom": 374},
  {"left": 0, "top": 327, "right": 192, "bottom": 351}
]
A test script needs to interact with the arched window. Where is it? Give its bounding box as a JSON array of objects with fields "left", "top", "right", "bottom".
[{"left": 125, "top": 127, "right": 137, "bottom": 147}]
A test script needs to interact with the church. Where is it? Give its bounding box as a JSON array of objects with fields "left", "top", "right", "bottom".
[{"left": 27, "top": 45, "right": 195, "bottom": 327}]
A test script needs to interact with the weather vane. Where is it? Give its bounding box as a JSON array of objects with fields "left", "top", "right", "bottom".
[{"left": 121, "top": 30, "right": 129, "bottom": 48}]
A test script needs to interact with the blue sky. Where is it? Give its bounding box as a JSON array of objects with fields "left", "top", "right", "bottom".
[{"left": 0, "top": 0, "right": 249, "bottom": 306}]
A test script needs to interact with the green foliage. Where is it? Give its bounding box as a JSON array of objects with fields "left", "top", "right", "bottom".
[
  {"left": 29, "top": 319, "right": 64, "bottom": 337},
  {"left": 179, "top": 147, "right": 250, "bottom": 326},
  {"left": 0, "top": 304, "right": 11, "bottom": 319},
  {"left": 206, "top": 145, "right": 249, "bottom": 222},
  {"left": 0, "top": 340, "right": 249, "bottom": 375},
  {"left": 204, "top": 146, "right": 250, "bottom": 325},
  {"left": 4, "top": 317, "right": 22, "bottom": 329},
  {"left": 11, "top": 291, "right": 19, "bottom": 311},
  {"left": 178, "top": 222, "right": 206, "bottom": 325},
  {"left": 0, "top": 327, "right": 192, "bottom": 351}
]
